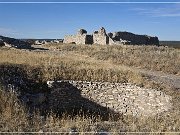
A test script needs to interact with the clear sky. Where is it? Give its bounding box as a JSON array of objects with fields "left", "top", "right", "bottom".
[{"left": 0, "top": 0, "right": 180, "bottom": 40}]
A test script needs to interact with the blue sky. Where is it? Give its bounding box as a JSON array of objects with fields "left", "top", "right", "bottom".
[{"left": 0, "top": 1, "right": 180, "bottom": 40}]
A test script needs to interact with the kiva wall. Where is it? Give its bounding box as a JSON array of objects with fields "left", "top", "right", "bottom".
[{"left": 48, "top": 80, "right": 171, "bottom": 117}]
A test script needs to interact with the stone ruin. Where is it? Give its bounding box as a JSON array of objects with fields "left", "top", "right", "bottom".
[
  {"left": 47, "top": 80, "right": 171, "bottom": 117},
  {"left": 63, "top": 29, "right": 93, "bottom": 45},
  {"left": 63, "top": 27, "right": 159, "bottom": 45}
]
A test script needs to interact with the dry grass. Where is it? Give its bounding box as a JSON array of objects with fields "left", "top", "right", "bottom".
[
  {"left": 0, "top": 48, "right": 144, "bottom": 84},
  {"left": 0, "top": 44, "right": 179, "bottom": 133},
  {"left": 0, "top": 87, "right": 179, "bottom": 133},
  {"left": 45, "top": 43, "right": 180, "bottom": 75}
]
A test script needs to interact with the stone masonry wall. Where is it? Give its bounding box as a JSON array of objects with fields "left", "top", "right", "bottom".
[
  {"left": 64, "top": 27, "right": 159, "bottom": 45},
  {"left": 93, "top": 34, "right": 108, "bottom": 45},
  {"left": 63, "top": 35, "right": 77, "bottom": 44},
  {"left": 93, "top": 27, "right": 109, "bottom": 45},
  {"left": 63, "top": 29, "right": 93, "bottom": 45},
  {"left": 75, "top": 34, "right": 86, "bottom": 45},
  {"left": 47, "top": 80, "right": 172, "bottom": 117},
  {"left": 63, "top": 27, "right": 159, "bottom": 45}
]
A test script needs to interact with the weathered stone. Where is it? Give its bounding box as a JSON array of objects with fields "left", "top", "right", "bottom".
[
  {"left": 93, "top": 27, "right": 109, "bottom": 45},
  {"left": 48, "top": 80, "right": 171, "bottom": 117},
  {"left": 63, "top": 28, "right": 93, "bottom": 44},
  {"left": 63, "top": 27, "right": 159, "bottom": 45}
]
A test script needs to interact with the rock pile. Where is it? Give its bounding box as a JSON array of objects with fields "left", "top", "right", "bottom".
[
  {"left": 0, "top": 35, "right": 31, "bottom": 49},
  {"left": 63, "top": 27, "right": 159, "bottom": 45}
]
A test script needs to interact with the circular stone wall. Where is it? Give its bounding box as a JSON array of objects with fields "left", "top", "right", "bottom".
[{"left": 48, "top": 80, "right": 172, "bottom": 117}]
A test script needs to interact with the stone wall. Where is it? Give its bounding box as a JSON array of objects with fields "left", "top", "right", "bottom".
[
  {"left": 47, "top": 80, "right": 171, "bottom": 117},
  {"left": 63, "top": 35, "right": 77, "bottom": 44},
  {"left": 75, "top": 34, "right": 92, "bottom": 45},
  {"left": 63, "top": 29, "right": 93, "bottom": 45},
  {"left": 93, "top": 27, "right": 109, "bottom": 45},
  {"left": 63, "top": 27, "right": 159, "bottom": 45}
]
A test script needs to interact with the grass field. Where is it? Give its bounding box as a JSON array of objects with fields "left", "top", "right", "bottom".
[{"left": 0, "top": 43, "right": 179, "bottom": 133}]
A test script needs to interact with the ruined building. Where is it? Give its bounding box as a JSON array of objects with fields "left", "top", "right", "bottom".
[
  {"left": 63, "top": 27, "right": 159, "bottom": 45},
  {"left": 63, "top": 29, "right": 93, "bottom": 44}
]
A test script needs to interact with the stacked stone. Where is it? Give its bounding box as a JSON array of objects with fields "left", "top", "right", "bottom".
[
  {"left": 48, "top": 80, "right": 172, "bottom": 117},
  {"left": 63, "top": 27, "right": 159, "bottom": 45},
  {"left": 63, "top": 29, "right": 93, "bottom": 45},
  {"left": 93, "top": 27, "right": 109, "bottom": 45}
]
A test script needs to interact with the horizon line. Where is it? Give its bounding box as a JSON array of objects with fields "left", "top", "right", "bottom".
[{"left": 0, "top": 1, "right": 180, "bottom": 4}]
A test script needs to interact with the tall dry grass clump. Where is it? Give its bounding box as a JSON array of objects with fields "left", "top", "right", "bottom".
[{"left": 0, "top": 87, "right": 29, "bottom": 132}]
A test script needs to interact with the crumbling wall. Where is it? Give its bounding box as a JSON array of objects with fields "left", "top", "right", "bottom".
[
  {"left": 63, "top": 27, "right": 159, "bottom": 45},
  {"left": 93, "top": 27, "right": 109, "bottom": 45},
  {"left": 63, "top": 35, "right": 77, "bottom": 44},
  {"left": 75, "top": 34, "right": 87, "bottom": 44},
  {"left": 48, "top": 80, "right": 172, "bottom": 117},
  {"left": 93, "top": 34, "right": 108, "bottom": 45},
  {"left": 63, "top": 29, "right": 93, "bottom": 45}
]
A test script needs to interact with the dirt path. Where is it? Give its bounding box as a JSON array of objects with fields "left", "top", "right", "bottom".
[
  {"left": 134, "top": 67, "right": 180, "bottom": 89},
  {"left": 106, "top": 62, "right": 180, "bottom": 89}
]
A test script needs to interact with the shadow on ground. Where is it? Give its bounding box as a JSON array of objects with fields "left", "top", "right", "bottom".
[
  {"left": 30, "top": 46, "right": 49, "bottom": 51},
  {"left": 0, "top": 63, "right": 120, "bottom": 120}
]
